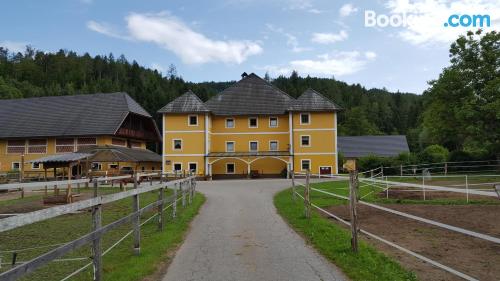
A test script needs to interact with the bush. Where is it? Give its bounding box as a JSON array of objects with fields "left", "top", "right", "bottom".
[
  {"left": 448, "top": 150, "right": 474, "bottom": 162},
  {"left": 357, "top": 155, "right": 393, "bottom": 172},
  {"left": 418, "top": 145, "right": 449, "bottom": 163}
]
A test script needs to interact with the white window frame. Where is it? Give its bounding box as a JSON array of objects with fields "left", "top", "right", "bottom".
[
  {"left": 226, "top": 162, "right": 235, "bottom": 174},
  {"left": 6, "top": 140, "right": 26, "bottom": 154},
  {"left": 91, "top": 162, "right": 102, "bottom": 170},
  {"left": 172, "top": 139, "right": 183, "bottom": 151},
  {"left": 225, "top": 118, "right": 235, "bottom": 128},
  {"left": 248, "top": 117, "right": 258, "bottom": 128},
  {"left": 249, "top": 141, "right": 258, "bottom": 152},
  {"left": 300, "top": 135, "right": 311, "bottom": 147},
  {"left": 27, "top": 139, "right": 48, "bottom": 154},
  {"left": 11, "top": 162, "right": 20, "bottom": 170},
  {"left": 173, "top": 162, "right": 183, "bottom": 172},
  {"left": 301, "top": 159, "right": 311, "bottom": 171},
  {"left": 269, "top": 140, "right": 279, "bottom": 151},
  {"left": 300, "top": 113, "right": 311, "bottom": 125},
  {"left": 32, "top": 162, "right": 41, "bottom": 170},
  {"left": 226, "top": 141, "right": 235, "bottom": 152},
  {"left": 188, "top": 115, "right": 199, "bottom": 126},
  {"left": 188, "top": 162, "right": 198, "bottom": 173},
  {"left": 269, "top": 116, "right": 278, "bottom": 128}
]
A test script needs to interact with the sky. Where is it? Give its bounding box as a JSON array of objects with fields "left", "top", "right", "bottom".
[{"left": 0, "top": 0, "right": 498, "bottom": 94}]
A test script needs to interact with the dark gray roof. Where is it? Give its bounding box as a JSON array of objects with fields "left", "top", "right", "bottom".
[
  {"left": 29, "top": 153, "right": 93, "bottom": 163},
  {"left": 157, "top": 90, "right": 209, "bottom": 113},
  {"left": 77, "top": 145, "right": 162, "bottom": 162},
  {"left": 288, "top": 89, "right": 341, "bottom": 112},
  {"left": 338, "top": 135, "right": 410, "bottom": 158},
  {"left": 0, "top": 92, "right": 153, "bottom": 139},
  {"left": 204, "top": 73, "right": 294, "bottom": 115}
]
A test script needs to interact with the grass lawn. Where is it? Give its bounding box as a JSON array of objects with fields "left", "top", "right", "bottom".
[
  {"left": 274, "top": 188, "right": 417, "bottom": 281},
  {"left": 0, "top": 188, "right": 205, "bottom": 281}
]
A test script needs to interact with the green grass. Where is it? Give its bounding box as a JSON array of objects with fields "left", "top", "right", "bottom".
[
  {"left": 274, "top": 188, "right": 417, "bottom": 281},
  {"left": 0, "top": 189, "right": 205, "bottom": 281}
]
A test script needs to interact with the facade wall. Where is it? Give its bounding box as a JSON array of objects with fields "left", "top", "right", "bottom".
[
  {"left": 162, "top": 111, "right": 337, "bottom": 177},
  {"left": 0, "top": 136, "right": 151, "bottom": 175}
]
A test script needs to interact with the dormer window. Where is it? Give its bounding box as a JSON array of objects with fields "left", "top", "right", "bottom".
[
  {"left": 188, "top": 115, "right": 198, "bottom": 126},
  {"left": 226, "top": 118, "right": 235, "bottom": 128},
  {"left": 249, "top": 117, "right": 258, "bottom": 128},
  {"left": 300, "top": 113, "right": 310, "bottom": 125}
]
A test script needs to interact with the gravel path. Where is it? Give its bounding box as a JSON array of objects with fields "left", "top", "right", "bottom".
[{"left": 162, "top": 179, "right": 347, "bottom": 281}]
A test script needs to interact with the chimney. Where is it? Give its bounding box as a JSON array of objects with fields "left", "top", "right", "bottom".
[{"left": 241, "top": 72, "right": 248, "bottom": 79}]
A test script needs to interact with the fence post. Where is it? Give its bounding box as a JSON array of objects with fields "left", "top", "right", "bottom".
[
  {"left": 291, "top": 170, "right": 296, "bottom": 201},
  {"left": 380, "top": 166, "right": 384, "bottom": 178},
  {"left": 91, "top": 180, "right": 102, "bottom": 281},
  {"left": 132, "top": 174, "right": 140, "bottom": 255},
  {"left": 444, "top": 162, "right": 448, "bottom": 175},
  {"left": 172, "top": 187, "right": 178, "bottom": 219},
  {"left": 386, "top": 176, "right": 389, "bottom": 199},
  {"left": 181, "top": 181, "right": 186, "bottom": 208},
  {"left": 304, "top": 170, "right": 311, "bottom": 219},
  {"left": 349, "top": 170, "right": 359, "bottom": 253},
  {"left": 422, "top": 174, "right": 426, "bottom": 201},
  {"left": 158, "top": 185, "right": 165, "bottom": 231},
  {"left": 465, "top": 175, "right": 469, "bottom": 203},
  {"left": 400, "top": 164, "right": 403, "bottom": 177}
]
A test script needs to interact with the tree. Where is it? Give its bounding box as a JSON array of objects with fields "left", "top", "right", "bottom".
[{"left": 422, "top": 30, "right": 499, "bottom": 155}]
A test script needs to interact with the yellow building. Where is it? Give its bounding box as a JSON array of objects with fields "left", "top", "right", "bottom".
[
  {"left": 0, "top": 92, "right": 162, "bottom": 178},
  {"left": 158, "top": 73, "right": 340, "bottom": 178}
]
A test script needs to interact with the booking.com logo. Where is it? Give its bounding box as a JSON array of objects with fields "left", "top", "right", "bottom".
[{"left": 365, "top": 10, "right": 491, "bottom": 28}]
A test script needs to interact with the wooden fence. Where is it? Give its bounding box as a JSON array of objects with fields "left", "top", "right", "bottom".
[{"left": 0, "top": 173, "right": 197, "bottom": 281}]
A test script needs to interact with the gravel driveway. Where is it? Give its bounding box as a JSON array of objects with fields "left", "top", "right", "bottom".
[{"left": 162, "top": 179, "right": 346, "bottom": 281}]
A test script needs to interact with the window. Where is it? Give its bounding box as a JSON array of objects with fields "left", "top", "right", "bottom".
[
  {"left": 189, "top": 163, "right": 197, "bottom": 173},
  {"left": 56, "top": 138, "right": 75, "bottom": 153},
  {"left": 173, "top": 163, "right": 182, "bottom": 172},
  {"left": 301, "top": 159, "right": 311, "bottom": 171},
  {"left": 28, "top": 139, "right": 47, "bottom": 154},
  {"left": 7, "top": 140, "right": 25, "bottom": 154},
  {"left": 269, "top": 117, "right": 278, "bottom": 128},
  {"left": 226, "top": 118, "right": 235, "bottom": 128},
  {"left": 173, "top": 139, "right": 182, "bottom": 150},
  {"left": 91, "top": 162, "right": 102, "bottom": 171},
  {"left": 249, "top": 141, "right": 258, "bottom": 152},
  {"left": 109, "top": 164, "right": 118, "bottom": 169},
  {"left": 226, "top": 163, "right": 235, "bottom": 174},
  {"left": 226, "top": 141, "right": 235, "bottom": 152},
  {"left": 300, "top": 113, "right": 310, "bottom": 125},
  {"left": 269, "top": 141, "right": 278, "bottom": 151},
  {"left": 248, "top": 117, "right": 258, "bottom": 128},
  {"left": 188, "top": 115, "right": 198, "bottom": 126},
  {"left": 32, "top": 162, "right": 40, "bottom": 169},
  {"left": 130, "top": 141, "right": 142, "bottom": 149},
  {"left": 301, "top": 135, "right": 310, "bottom": 147},
  {"left": 76, "top": 137, "right": 96, "bottom": 150},
  {"left": 11, "top": 162, "right": 20, "bottom": 170}
]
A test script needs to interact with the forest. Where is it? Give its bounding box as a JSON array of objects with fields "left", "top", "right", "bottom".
[{"left": 0, "top": 30, "right": 498, "bottom": 159}]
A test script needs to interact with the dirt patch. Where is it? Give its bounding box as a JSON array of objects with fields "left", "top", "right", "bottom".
[
  {"left": 324, "top": 204, "right": 500, "bottom": 281},
  {"left": 0, "top": 192, "right": 95, "bottom": 214}
]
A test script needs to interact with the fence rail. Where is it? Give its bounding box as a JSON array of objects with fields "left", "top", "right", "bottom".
[
  {"left": 290, "top": 170, "right": 500, "bottom": 281},
  {"left": 0, "top": 173, "right": 197, "bottom": 281}
]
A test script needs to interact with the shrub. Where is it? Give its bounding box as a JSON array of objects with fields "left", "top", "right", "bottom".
[
  {"left": 448, "top": 150, "right": 474, "bottom": 162},
  {"left": 418, "top": 145, "right": 449, "bottom": 163},
  {"left": 357, "top": 155, "right": 393, "bottom": 172}
]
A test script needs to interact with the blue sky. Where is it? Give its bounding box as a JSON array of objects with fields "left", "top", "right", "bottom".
[{"left": 0, "top": 0, "right": 498, "bottom": 94}]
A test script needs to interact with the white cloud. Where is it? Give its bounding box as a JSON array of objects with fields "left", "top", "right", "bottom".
[
  {"left": 0, "top": 41, "right": 28, "bottom": 53},
  {"left": 266, "top": 24, "right": 310, "bottom": 53},
  {"left": 339, "top": 3, "right": 358, "bottom": 17},
  {"left": 264, "top": 50, "right": 376, "bottom": 77},
  {"left": 385, "top": 0, "right": 500, "bottom": 46},
  {"left": 88, "top": 13, "right": 262, "bottom": 65},
  {"left": 288, "top": 0, "right": 313, "bottom": 10},
  {"left": 126, "top": 13, "right": 262, "bottom": 64},
  {"left": 311, "top": 30, "right": 348, "bottom": 44},
  {"left": 86, "top": 21, "right": 130, "bottom": 40}
]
